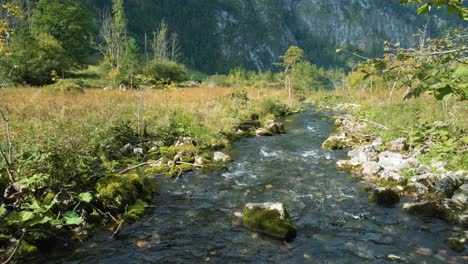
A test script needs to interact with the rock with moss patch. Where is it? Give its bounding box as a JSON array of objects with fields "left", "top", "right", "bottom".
[
  {"left": 444, "top": 237, "right": 465, "bottom": 253},
  {"left": 255, "top": 128, "right": 273, "bottom": 136},
  {"left": 401, "top": 201, "right": 439, "bottom": 217},
  {"left": 368, "top": 188, "right": 400, "bottom": 207},
  {"left": 242, "top": 202, "right": 296, "bottom": 242},
  {"left": 322, "top": 133, "right": 350, "bottom": 149}
]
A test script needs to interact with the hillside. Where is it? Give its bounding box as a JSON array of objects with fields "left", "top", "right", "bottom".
[{"left": 82, "top": 0, "right": 462, "bottom": 73}]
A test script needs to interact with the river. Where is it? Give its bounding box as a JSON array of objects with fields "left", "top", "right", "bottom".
[{"left": 50, "top": 110, "right": 465, "bottom": 263}]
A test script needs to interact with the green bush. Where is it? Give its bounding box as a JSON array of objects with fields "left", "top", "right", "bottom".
[
  {"left": 42, "top": 79, "right": 84, "bottom": 93},
  {"left": 145, "top": 60, "right": 187, "bottom": 84}
]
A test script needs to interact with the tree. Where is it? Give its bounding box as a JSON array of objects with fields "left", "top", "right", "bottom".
[
  {"left": 152, "top": 20, "right": 181, "bottom": 62},
  {"left": 32, "top": 0, "right": 93, "bottom": 69},
  {"left": 400, "top": 0, "right": 468, "bottom": 20},
  {"left": 0, "top": 3, "right": 22, "bottom": 55},
  {"left": 278, "top": 46, "right": 304, "bottom": 100},
  {"left": 1, "top": 28, "right": 65, "bottom": 85},
  {"left": 98, "top": 0, "right": 134, "bottom": 87}
]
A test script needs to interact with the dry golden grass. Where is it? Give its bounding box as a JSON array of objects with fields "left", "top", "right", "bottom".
[{"left": 0, "top": 86, "right": 291, "bottom": 148}]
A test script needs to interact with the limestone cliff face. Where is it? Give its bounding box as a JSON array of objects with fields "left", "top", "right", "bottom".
[{"left": 84, "top": 0, "right": 460, "bottom": 73}]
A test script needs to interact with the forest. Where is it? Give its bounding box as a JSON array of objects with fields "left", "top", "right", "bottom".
[{"left": 0, "top": 0, "right": 467, "bottom": 263}]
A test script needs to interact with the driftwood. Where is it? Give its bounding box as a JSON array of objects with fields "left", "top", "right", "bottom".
[
  {"left": 176, "top": 161, "right": 203, "bottom": 168},
  {"left": 117, "top": 162, "right": 150, "bottom": 175},
  {"left": 358, "top": 118, "right": 389, "bottom": 130}
]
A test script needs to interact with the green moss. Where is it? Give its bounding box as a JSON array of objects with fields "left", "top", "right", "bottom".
[
  {"left": 369, "top": 188, "right": 400, "bottom": 207},
  {"left": 242, "top": 205, "right": 296, "bottom": 242},
  {"left": 445, "top": 237, "right": 465, "bottom": 253},
  {"left": 128, "top": 174, "right": 158, "bottom": 201},
  {"left": 16, "top": 240, "right": 39, "bottom": 257},
  {"left": 158, "top": 146, "right": 178, "bottom": 159},
  {"left": 96, "top": 174, "right": 138, "bottom": 209},
  {"left": 125, "top": 199, "right": 148, "bottom": 222}
]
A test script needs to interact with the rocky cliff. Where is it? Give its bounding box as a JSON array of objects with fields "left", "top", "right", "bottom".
[{"left": 84, "top": 0, "right": 462, "bottom": 73}]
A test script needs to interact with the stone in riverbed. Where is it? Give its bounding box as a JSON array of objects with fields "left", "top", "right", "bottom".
[
  {"left": 362, "top": 161, "right": 381, "bottom": 176},
  {"left": 444, "top": 237, "right": 465, "bottom": 253},
  {"left": 368, "top": 187, "right": 400, "bottom": 207},
  {"left": 213, "top": 152, "right": 231, "bottom": 162},
  {"left": 435, "top": 172, "right": 463, "bottom": 197},
  {"left": 401, "top": 201, "right": 439, "bottom": 217},
  {"left": 242, "top": 202, "right": 296, "bottom": 242},
  {"left": 255, "top": 128, "right": 273, "bottom": 136}
]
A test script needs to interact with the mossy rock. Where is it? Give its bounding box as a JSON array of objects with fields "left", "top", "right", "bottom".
[
  {"left": 128, "top": 174, "right": 158, "bottom": 201},
  {"left": 201, "top": 164, "right": 228, "bottom": 173},
  {"left": 401, "top": 201, "right": 440, "bottom": 217},
  {"left": 445, "top": 237, "right": 465, "bottom": 253},
  {"left": 96, "top": 174, "right": 138, "bottom": 209},
  {"left": 369, "top": 188, "right": 400, "bottom": 207},
  {"left": 242, "top": 202, "right": 296, "bottom": 242},
  {"left": 125, "top": 199, "right": 148, "bottom": 222}
]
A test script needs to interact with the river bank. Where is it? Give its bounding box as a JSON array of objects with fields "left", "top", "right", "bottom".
[
  {"left": 0, "top": 87, "right": 300, "bottom": 261},
  {"left": 45, "top": 108, "right": 466, "bottom": 263},
  {"left": 310, "top": 89, "right": 467, "bottom": 253}
]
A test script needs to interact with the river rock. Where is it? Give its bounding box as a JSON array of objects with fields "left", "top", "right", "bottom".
[
  {"left": 242, "top": 202, "right": 296, "bottom": 242},
  {"left": 348, "top": 145, "right": 378, "bottom": 163},
  {"left": 213, "top": 152, "right": 231, "bottom": 162},
  {"left": 379, "top": 170, "right": 404, "bottom": 183},
  {"left": 401, "top": 201, "right": 439, "bottom": 217},
  {"left": 362, "top": 161, "right": 382, "bottom": 177},
  {"left": 404, "top": 182, "right": 429, "bottom": 195},
  {"left": 265, "top": 122, "right": 285, "bottom": 134},
  {"left": 368, "top": 187, "right": 400, "bottom": 207},
  {"left": 435, "top": 172, "right": 463, "bottom": 197},
  {"left": 322, "top": 133, "right": 350, "bottom": 149},
  {"left": 336, "top": 160, "right": 361, "bottom": 171},
  {"left": 378, "top": 152, "right": 419, "bottom": 172},
  {"left": 444, "top": 237, "right": 465, "bottom": 253},
  {"left": 388, "top": 138, "right": 407, "bottom": 152},
  {"left": 194, "top": 156, "right": 204, "bottom": 166},
  {"left": 410, "top": 173, "right": 440, "bottom": 188},
  {"left": 255, "top": 128, "right": 273, "bottom": 136}
]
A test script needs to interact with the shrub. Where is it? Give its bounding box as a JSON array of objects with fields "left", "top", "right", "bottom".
[
  {"left": 42, "top": 79, "right": 84, "bottom": 93},
  {"left": 145, "top": 60, "right": 187, "bottom": 84}
]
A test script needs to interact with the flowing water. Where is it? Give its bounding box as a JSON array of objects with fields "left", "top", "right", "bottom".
[{"left": 52, "top": 110, "right": 465, "bottom": 263}]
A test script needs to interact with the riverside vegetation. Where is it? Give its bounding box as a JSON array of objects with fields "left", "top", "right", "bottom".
[
  {"left": 1, "top": 0, "right": 467, "bottom": 262},
  {"left": 0, "top": 86, "right": 299, "bottom": 260}
]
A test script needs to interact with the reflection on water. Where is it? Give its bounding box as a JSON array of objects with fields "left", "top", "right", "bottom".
[{"left": 50, "top": 110, "right": 465, "bottom": 264}]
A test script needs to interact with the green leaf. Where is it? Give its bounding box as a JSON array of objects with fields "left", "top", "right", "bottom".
[
  {"left": 418, "top": 3, "right": 430, "bottom": 14},
  {"left": 78, "top": 192, "right": 93, "bottom": 203},
  {"left": 0, "top": 206, "right": 6, "bottom": 216},
  {"left": 336, "top": 48, "right": 343, "bottom": 53},
  {"left": 6, "top": 211, "right": 35, "bottom": 223},
  {"left": 63, "top": 211, "right": 84, "bottom": 225}
]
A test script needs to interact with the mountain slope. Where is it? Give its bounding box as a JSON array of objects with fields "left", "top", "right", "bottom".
[{"left": 83, "top": 0, "right": 463, "bottom": 73}]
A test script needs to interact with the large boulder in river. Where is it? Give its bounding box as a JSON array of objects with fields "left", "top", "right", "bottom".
[
  {"left": 242, "top": 202, "right": 296, "bottom": 242},
  {"left": 368, "top": 187, "right": 400, "bottom": 207},
  {"left": 401, "top": 201, "right": 440, "bottom": 217}
]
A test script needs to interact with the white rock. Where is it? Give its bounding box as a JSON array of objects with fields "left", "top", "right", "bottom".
[
  {"left": 133, "top": 147, "right": 144, "bottom": 155},
  {"left": 362, "top": 161, "right": 381, "bottom": 176},
  {"left": 388, "top": 138, "right": 406, "bottom": 152},
  {"left": 213, "top": 152, "right": 231, "bottom": 162}
]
